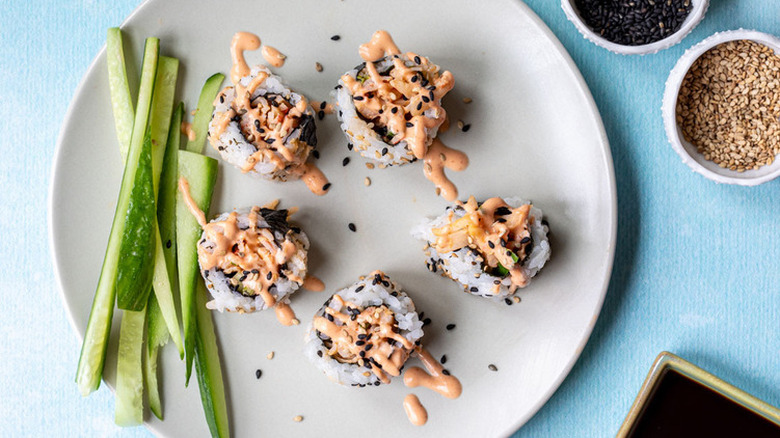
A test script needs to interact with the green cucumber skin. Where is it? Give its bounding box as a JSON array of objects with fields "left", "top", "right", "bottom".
[
  {"left": 76, "top": 37, "right": 159, "bottom": 396},
  {"left": 159, "top": 103, "right": 183, "bottom": 291},
  {"left": 150, "top": 56, "right": 179, "bottom": 193},
  {"left": 114, "top": 308, "right": 147, "bottom": 427},
  {"left": 194, "top": 282, "right": 230, "bottom": 438},
  {"left": 106, "top": 28, "right": 134, "bottom": 160},
  {"left": 185, "top": 73, "right": 225, "bottom": 154},
  {"left": 176, "top": 150, "right": 218, "bottom": 384},
  {"left": 145, "top": 294, "right": 166, "bottom": 420},
  {"left": 116, "top": 128, "right": 157, "bottom": 311}
]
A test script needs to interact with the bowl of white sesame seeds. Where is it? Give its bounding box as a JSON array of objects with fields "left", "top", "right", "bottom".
[{"left": 663, "top": 29, "right": 780, "bottom": 185}]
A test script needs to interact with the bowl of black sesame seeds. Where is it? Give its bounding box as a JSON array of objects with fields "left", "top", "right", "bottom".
[
  {"left": 562, "top": 0, "right": 708, "bottom": 55},
  {"left": 663, "top": 29, "right": 780, "bottom": 185}
]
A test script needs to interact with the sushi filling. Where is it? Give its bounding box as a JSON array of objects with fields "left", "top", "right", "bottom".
[
  {"left": 198, "top": 205, "right": 306, "bottom": 309},
  {"left": 431, "top": 196, "right": 536, "bottom": 291},
  {"left": 209, "top": 66, "right": 317, "bottom": 176},
  {"left": 313, "top": 295, "right": 414, "bottom": 384},
  {"left": 341, "top": 52, "right": 453, "bottom": 160}
]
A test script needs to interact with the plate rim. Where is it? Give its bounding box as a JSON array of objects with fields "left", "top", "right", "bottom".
[{"left": 48, "top": 0, "right": 617, "bottom": 436}]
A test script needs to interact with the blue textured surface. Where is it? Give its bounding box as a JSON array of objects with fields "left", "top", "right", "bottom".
[{"left": 2, "top": 0, "right": 778, "bottom": 436}]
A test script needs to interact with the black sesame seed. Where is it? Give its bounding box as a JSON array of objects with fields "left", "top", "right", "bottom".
[
  {"left": 219, "top": 95, "right": 224, "bottom": 103},
  {"left": 391, "top": 107, "right": 398, "bottom": 114},
  {"left": 312, "top": 150, "right": 320, "bottom": 159},
  {"left": 353, "top": 95, "right": 365, "bottom": 101},
  {"left": 381, "top": 147, "right": 388, "bottom": 156},
  {"left": 505, "top": 298, "right": 513, "bottom": 306},
  {"left": 429, "top": 91, "right": 435, "bottom": 100},
  {"left": 374, "top": 381, "right": 380, "bottom": 386},
  {"left": 416, "top": 102, "right": 423, "bottom": 111},
  {"left": 317, "top": 350, "right": 323, "bottom": 357},
  {"left": 411, "top": 75, "right": 419, "bottom": 83},
  {"left": 255, "top": 369, "right": 262, "bottom": 379},
  {"left": 488, "top": 364, "right": 498, "bottom": 372},
  {"left": 251, "top": 269, "right": 259, "bottom": 274},
  {"left": 470, "top": 287, "right": 479, "bottom": 293},
  {"left": 326, "top": 314, "right": 334, "bottom": 322},
  {"left": 488, "top": 241, "right": 495, "bottom": 249},
  {"left": 462, "top": 124, "right": 471, "bottom": 132},
  {"left": 356, "top": 340, "right": 365, "bottom": 346},
  {"left": 265, "top": 137, "right": 275, "bottom": 144},
  {"left": 267, "top": 272, "right": 273, "bottom": 280},
  {"left": 232, "top": 243, "right": 239, "bottom": 253},
  {"left": 406, "top": 122, "right": 413, "bottom": 128},
  {"left": 348, "top": 223, "right": 357, "bottom": 232},
  {"left": 446, "top": 323, "right": 456, "bottom": 331},
  {"left": 330, "top": 35, "right": 341, "bottom": 41},
  {"left": 355, "top": 285, "right": 365, "bottom": 292},
  {"left": 254, "top": 119, "right": 261, "bottom": 130},
  {"left": 359, "top": 351, "right": 365, "bottom": 357},
  {"left": 414, "top": 55, "right": 421, "bottom": 64},
  {"left": 318, "top": 110, "right": 325, "bottom": 120},
  {"left": 520, "top": 236, "right": 531, "bottom": 244},
  {"left": 347, "top": 143, "right": 354, "bottom": 150},
  {"left": 357, "top": 334, "right": 367, "bottom": 340},
  {"left": 495, "top": 206, "right": 511, "bottom": 216},
  {"left": 322, "top": 183, "right": 331, "bottom": 191},
  {"left": 422, "top": 317, "right": 432, "bottom": 326},
  {"left": 364, "top": 344, "right": 373, "bottom": 351},
  {"left": 442, "top": 369, "right": 451, "bottom": 376},
  {"left": 165, "top": 240, "right": 172, "bottom": 249},
  {"left": 320, "top": 101, "right": 327, "bottom": 110},
  {"left": 440, "top": 355, "right": 448, "bottom": 364},
  {"left": 421, "top": 95, "right": 430, "bottom": 103},
  {"left": 342, "top": 157, "right": 350, "bottom": 166}
]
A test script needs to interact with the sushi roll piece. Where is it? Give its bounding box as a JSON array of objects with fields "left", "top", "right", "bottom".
[
  {"left": 412, "top": 196, "right": 551, "bottom": 302},
  {"left": 304, "top": 271, "right": 424, "bottom": 387},
  {"left": 209, "top": 32, "right": 330, "bottom": 195},
  {"left": 209, "top": 66, "right": 320, "bottom": 182},
  {"left": 197, "top": 203, "right": 309, "bottom": 317},
  {"left": 335, "top": 30, "right": 454, "bottom": 167}
]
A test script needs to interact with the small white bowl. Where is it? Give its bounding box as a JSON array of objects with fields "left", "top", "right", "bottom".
[
  {"left": 561, "top": 0, "right": 709, "bottom": 55},
  {"left": 662, "top": 29, "right": 780, "bottom": 186}
]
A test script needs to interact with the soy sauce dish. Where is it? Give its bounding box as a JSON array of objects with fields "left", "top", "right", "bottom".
[
  {"left": 618, "top": 352, "right": 780, "bottom": 437},
  {"left": 561, "top": 0, "right": 709, "bottom": 55}
]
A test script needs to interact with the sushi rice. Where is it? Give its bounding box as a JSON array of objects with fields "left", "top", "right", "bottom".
[
  {"left": 412, "top": 197, "right": 551, "bottom": 302},
  {"left": 304, "top": 271, "right": 424, "bottom": 387}
]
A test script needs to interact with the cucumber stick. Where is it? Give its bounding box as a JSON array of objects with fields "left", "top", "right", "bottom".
[
  {"left": 194, "top": 282, "right": 230, "bottom": 438},
  {"left": 150, "top": 56, "right": 179, "bottom": 191},
  {"left": 116, "top": 128, "right": 157, "bottom": 310},
  {"left": 76, "top": 36, "right": 159, "bottom": 396},
  {"left": 185, "top": 73, "right": 225, "bottom": 154},
  {"left": 148, "top": 59, "right": 184, "bottom": 357},
  {"left": 107, "top": 28, "right": 134, "bottom": 161},
  {"left": 145, "top": 294, "right": 166, "bottom": 419},
  {"left": 176, "top": 150, "right": 218, "bottom": 384},
  {"left": 114, "top": 308, "right": 146, "bottom": 426},
  {"left": 145, "top": 103, "right": 186, "bottom": 420}
]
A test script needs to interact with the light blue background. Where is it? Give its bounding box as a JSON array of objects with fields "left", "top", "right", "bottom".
[{"left": 1, "top": 0, "right": 778, "bottom": 436}]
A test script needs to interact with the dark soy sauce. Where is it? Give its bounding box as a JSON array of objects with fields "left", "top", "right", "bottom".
[{"left": 629, "top": 369, "right": 780, "bottom": 437}]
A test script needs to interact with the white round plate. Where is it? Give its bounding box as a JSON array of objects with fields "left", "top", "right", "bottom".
[{"left": 50, "top": 0, "right": 616, "bottom": 436}]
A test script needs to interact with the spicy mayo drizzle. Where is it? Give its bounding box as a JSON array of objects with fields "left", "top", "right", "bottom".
[
  {"left": 178, "top": 178, "right": 307, "bottom": 323},
  {"left": 423, "top": 139, "right": 469, "bottom": 201},
  {"left": 403, "top": 347, "right": 462, "bottom": 399},
  {"left": 302, "top": 275, "right": 325, "bottom": 292},
  {"left": 403, "top": 394, "right": 428, "bottom": 426},
  {"left": 180, "top": 121, "right": 197, "bottom": 142},
  {"left": 432, "top": 196, "right": 534, "bottom": 291},
  {"left": 346, "top": 30, "right": 466, "bottom": 199},
  {"left": 214, "top": 32, "right": 330, "bottom": 196},
  {"left": 312, "top": 277, "right": 414, "bottom": 384}
]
